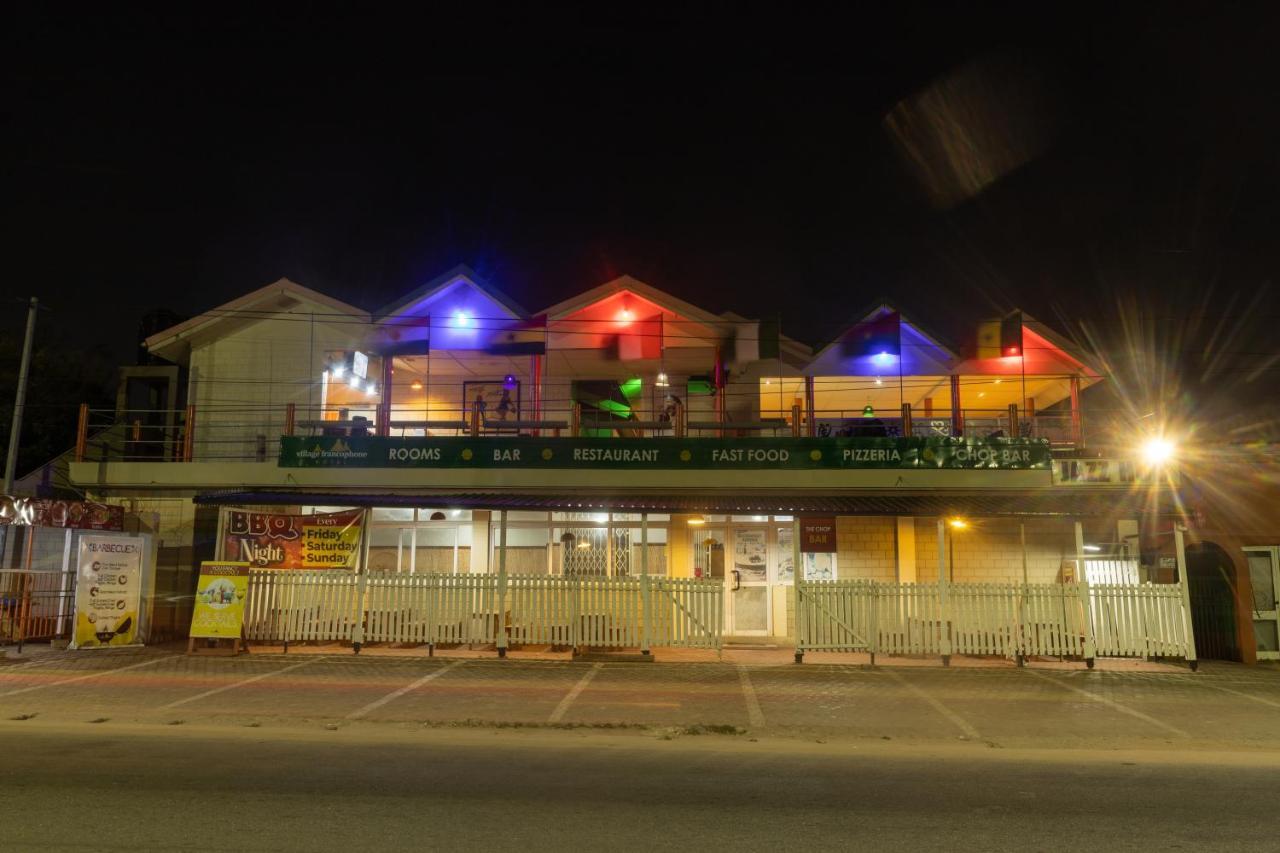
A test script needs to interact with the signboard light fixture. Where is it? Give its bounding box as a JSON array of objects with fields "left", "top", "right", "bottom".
[{"left": 351, "top": 350, "right": 369, "bottom": 380}]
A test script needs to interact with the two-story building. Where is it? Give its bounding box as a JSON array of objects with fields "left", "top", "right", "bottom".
[{"left": 62, "top": 265, "right": 1224, "bottom": 663}]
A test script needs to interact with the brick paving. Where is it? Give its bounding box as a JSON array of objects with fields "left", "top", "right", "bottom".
[{"left": 2, "top": 643, "right": 1279, "bottom": 750}]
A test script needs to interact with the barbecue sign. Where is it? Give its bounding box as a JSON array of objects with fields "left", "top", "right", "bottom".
[{"left": 71, "top": 535, "right": 145, "bottom": 649}]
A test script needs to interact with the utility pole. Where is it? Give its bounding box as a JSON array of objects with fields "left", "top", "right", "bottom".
[{"left": 4, "top": 297, "right": 39, "bottom": 495}]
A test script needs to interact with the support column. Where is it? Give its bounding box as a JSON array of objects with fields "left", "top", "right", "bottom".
[
  {"left": 352, "top": 507, "right": 373, "bottom": 654},
  {"left": 804, "top": 376, "right": 816, "bottom": 437},
  {"left": 793, "top": 516, "right": 805, "bottom": 663},
  {"left": 1017, "top": 522, "right": 1029, "bottom": 666},
  {"left": 640, "top": 513, "right": 651, "bottom": 656},
  {"left": 895, "top": 517, "right": 916, "bottom": 583},
  {"left": 496, "top": 509, "right": 509, "bottom": 658},
  {"left": 937, "top": 518, "right": 951, "bottom": 665},
  {"left": 1075, "top": 520, "right": 1096, "bottom": 668},
  {"left": 1069, "top": 375, "right": 1082, "bottom": 448},
  {"left": 949, "top": 374, "right": 963, "bottom": 437},
  {"left": 1173, "top": 526, "right": 1199, "bottom": 671},
  {"left": 531, "top": 353, "right": 543, "bottom": 436},
  {"left": 378, "top": 355, "right": 393, "bottom": 437}
]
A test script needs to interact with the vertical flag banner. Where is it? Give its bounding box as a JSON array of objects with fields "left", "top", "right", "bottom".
[
  {"left": 485, "top": 315, "right": 548, "bottom": 355},
  {"left": 377, "top": 315, "right": 431, "bottom": 357},
  {"left": 189, "top": 562, "right": 250, "bottom": 639},
  {"left": 977, "top": 312, "right": 1022, "bottom": 358},
  {"left": 729, "top": 319, "right": 781, "bottom": 364},
  {"left": 223, "top": 509, "right": 363, "bottom": 569},
  {"left": 72, "top": 535, "right": 145, "bottom": 649}
]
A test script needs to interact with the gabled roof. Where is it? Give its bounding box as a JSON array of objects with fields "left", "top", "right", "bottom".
[
  {"left": 807, "top": 299, "right": 958, "bottom": 376},
  {"left": 953, "top": 310, "right": 1104, "bottom": 379},
  {"left": 144, "top": 278, "right": 368, "bottom": 362},
  {"left": 375, "top": 264, "right": 526, "bottom": 320},
  {"left": 538, "top": 275, "right": 726, "bottom": 327}
]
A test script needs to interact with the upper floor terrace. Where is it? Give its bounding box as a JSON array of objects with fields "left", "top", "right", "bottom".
[{"left": 73, "top": 267, "right": 1122, "bottom": 475}]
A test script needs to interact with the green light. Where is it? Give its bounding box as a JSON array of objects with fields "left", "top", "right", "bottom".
[
  {"left": 597, "top": 399, "right": 632, "bottom": 416},
  {"left": 862, "top": 404, "right": 875, "bottom": 417},
  {"left": 619, "top": 377, "right": 643, "bottom": 399}
]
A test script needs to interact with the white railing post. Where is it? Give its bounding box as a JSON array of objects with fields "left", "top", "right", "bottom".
[
  {"left": 282, "top": 572, "right": 295, "bottom": 653},
  {"left": 496, "top": 509, "right": 509, "bottom": 658},
  {"left": 1017, "top": 522, "right": 1029, "bottom": 666},
  {"left": 353, "top": 506, "right": 374, "bottom": 654},
  {"left": 351, "top": 567, "right": 368, "bottom": 654},
  {"left": 793, "top": 517, "right": 805, "bottom": 663},
  {"left": 640, "top": 513, "right": 652, "bottom": 656},
  {"left": 1075, "top": 520, "right": 1096, "bottom": 667},
  {"left": 938, "top": 518, "right": 951, "bottom": 666},
  {"left": 1173, "top": 526, "right": 1199, "bottom": 671},
  {"left": 869, "top": 582, "right": 880, "bottom": 665}
]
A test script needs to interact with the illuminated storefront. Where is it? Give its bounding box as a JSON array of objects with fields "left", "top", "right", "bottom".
[{"left": 68, "top": 266, "right": 1195, "bottom": 655}]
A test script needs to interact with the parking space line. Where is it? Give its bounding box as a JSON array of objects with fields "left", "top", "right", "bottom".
[
  {"left": 160, "top": 657, "right": 324, "bottom": 710},
  {"left": 0, "top": 655, "right": 176, "bottom": 698},
  {"left": 1025, "top": 669, "right": 1189, "bottom": 737},
  {"left": 883, "top": 669, "right": 980, "bottom": 739},
  {"left": 548, "top": 663, "right": 603, "bottom": 723},
  {"left": 737, "top": 666, "right": 765, "bottom": 728},
  {"left": 346, "top": 660, "right": 466, "bottom": 720},
  {"left": 1206, "top": 682, "right": 1280, "bottom": 709}
]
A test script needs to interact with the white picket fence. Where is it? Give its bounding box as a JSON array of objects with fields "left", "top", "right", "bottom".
[
  {"left": 364, "top": 573, "right": 498, "bottom": 646},
  {"left": 243, "top": 570, "right": 361, "bottom": 643},
  {"left": 797, "top": 580, "right": 1193, "bottom": 662},
  {"left": 245, "top": 570, "right": 722, "bottom": 651},
  {"left": 1090, "top": 583, "right": 1191, "bottom": 657}
]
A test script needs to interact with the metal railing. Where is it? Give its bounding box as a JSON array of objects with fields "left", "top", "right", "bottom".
[
  {"left": 74, "top": 400, "right": 1090, "bottom": 463},
  {"left": 0, "top": 569, "right": 75, "bottom": 649}
]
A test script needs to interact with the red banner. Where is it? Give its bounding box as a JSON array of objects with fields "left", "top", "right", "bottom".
[
  {"left": 222, "top": 509, "right": 363, "bottom": 569},
  {"left": 799, "top": 517, "right": 838, "bottom": 553},
  {"left": 0, "top": 496, "right": 123, "bottom": 530}
]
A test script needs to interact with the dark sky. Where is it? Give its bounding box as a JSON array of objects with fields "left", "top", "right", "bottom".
[{"left": 7, "top": 2, "right": 1280, "bottom": 408}]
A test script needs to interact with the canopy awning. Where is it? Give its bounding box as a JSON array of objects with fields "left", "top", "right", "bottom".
[{"left": 194, "top": 489, "right": 1179, "bottom": 518}]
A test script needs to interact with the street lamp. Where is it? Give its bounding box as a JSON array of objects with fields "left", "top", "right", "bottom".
[{"left": 1140, "top": 436, "right": 1176, "bottom": 467}]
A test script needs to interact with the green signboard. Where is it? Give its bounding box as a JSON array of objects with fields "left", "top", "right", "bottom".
[{"left": 278, "top": 435, "right": 1051, "bottom": 471}]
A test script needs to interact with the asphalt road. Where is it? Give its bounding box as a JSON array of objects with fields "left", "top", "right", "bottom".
[{"left": 1, "top": 723, "right": 1273, "bottom": 852}]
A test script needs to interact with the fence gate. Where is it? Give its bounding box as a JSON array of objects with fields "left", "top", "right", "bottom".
[{"left": 650, "top": 578, "right": 723, "bottom": 649}]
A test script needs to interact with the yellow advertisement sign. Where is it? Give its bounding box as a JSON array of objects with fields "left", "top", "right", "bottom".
[
  {"left": 189, "top": 562, "right": 250, "bottom": 639},
  {"left": 72, "top": 534, "right": 145, "bottom": 649}
]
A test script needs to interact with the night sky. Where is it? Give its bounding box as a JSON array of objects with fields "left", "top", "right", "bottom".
[{"left": 7, "top": 4, "right": 1280, "bottom": 425}]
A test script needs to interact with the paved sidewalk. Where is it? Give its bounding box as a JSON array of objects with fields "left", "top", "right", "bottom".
[{"left": 1, "top": 644, "right": 1277, "bottom": 751}]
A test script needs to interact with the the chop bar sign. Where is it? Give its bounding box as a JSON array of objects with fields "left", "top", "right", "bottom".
[{"left": 799, "top": 518, "right": 838, "bottom": 553}]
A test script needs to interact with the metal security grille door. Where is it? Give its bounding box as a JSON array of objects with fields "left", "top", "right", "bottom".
[
  {"left": 729, "top": 527, "right": 770, "bottom": 635},
  {"left": 562, "top": 527, "right": 609, "bottom": 576},
  {"left": 1244, "top": 547, "right": 1280, "bottom": 660}
]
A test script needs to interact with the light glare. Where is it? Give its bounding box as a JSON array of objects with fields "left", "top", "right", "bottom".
[{"left": 1141, "top": 437, "right": 1176, "bottom": 466}]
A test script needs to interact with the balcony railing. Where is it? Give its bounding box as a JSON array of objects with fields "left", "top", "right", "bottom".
[{"left": 74, "top": 401, "right": 1090, "bottom": 464}]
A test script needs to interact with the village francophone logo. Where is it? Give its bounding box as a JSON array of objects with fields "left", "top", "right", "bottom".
[{"left": 296, "top": 438, "right": 369, "bottom": 462}]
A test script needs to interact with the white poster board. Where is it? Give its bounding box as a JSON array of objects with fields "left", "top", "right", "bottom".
[{"left": 71, "top": 534, "right": 146, "bottom": 649}]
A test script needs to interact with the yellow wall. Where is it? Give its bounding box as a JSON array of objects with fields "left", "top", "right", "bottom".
[{"left": 667, "top": 516, "right": 694, "bottom": 577}]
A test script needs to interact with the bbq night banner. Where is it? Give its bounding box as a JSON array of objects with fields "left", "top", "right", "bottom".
[
  {"left": 222, "top": 508, "right": 363, "bottom": 569},
  {"left": 279, "top": 435, "right": 1052, "bottom": 470}
]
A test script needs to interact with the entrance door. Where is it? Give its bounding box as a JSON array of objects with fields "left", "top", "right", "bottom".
[
  {"left": 728, "top": 527, "right": 770, "bottom": 636},
  {"left": 1244, "top": 547, "right": 1280, "bottom": 660}
]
